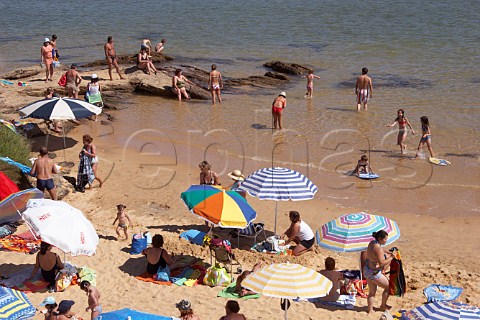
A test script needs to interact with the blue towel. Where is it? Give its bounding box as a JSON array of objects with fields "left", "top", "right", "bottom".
[
  {"left": 179, "top": 229, "right": 206, "bottom": 246},
  {"left": 424, "top": 284, "right": 463, "bottom": 302},
  {"left": 0, "top": 157, "right": 32, "bottom": 174}
]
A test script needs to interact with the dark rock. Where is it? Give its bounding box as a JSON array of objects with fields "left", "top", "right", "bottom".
[
  {"left": 263, "top": 61, "right": 311, "bottom": 75},
  {"left": 2, "top": 67, "right": 42, "bottom": 80},
  {"left": 224, "top": 73, "right": 289, "bottom": 88},
  {"left": 81, "top": 52, "right": 174, "bottom": 67}
]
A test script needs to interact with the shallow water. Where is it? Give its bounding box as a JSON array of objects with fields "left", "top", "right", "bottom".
[{"left": 1, "top": 0, "right": 479, "bottom": 216}]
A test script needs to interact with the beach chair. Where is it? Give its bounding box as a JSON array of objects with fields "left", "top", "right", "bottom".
[
  {"left": 237, "top": 222, "right": 266, "bottom": 248},
  {"left": 209, "top": 245, "right": 242, "bottom": 279}
]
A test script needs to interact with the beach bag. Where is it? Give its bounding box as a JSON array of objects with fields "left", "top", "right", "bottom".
[
  {"left": 264, "top": 236, "right": 281, "bottom": 252},
  {"left": 55, "top": 273, "right": 73, "bottom": 292},
  {"left": 203, "top": 264, "right": 231, "bottom": 287},
  {"left": 52, "top": 57, "right": 60, "bottom": 68},
  {"left": 154, "top": 265, "right": 171, "bottom": 282},
  {"left": 130, "top": 234, "right": 147, "bottom": 254},
  {"left": 58, "top": 73, "right": 67, "bottom": 87}
]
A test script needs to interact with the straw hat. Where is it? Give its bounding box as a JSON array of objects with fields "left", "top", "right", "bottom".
[
  {"left": 279, "top": 91, "right": 286, "bottom": 97},
  {"left": 228, "top": 169, "right": 245, "bottom": 181}
]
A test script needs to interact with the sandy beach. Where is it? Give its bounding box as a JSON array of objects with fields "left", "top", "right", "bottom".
[{"left": 0, "top": 64, "right": 479, "bottom": 320}]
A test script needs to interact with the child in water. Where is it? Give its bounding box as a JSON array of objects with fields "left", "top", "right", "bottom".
[
  {"left": 415, "top": 116, "right": 435, "bottom": 159},
  {"left": 386, "top": 109, "right": 415, "bottom": 155},
  {"left": 112, "top": 204, "right": 132, "bottom": 241},
  {"left": 354, "top": 155, "right": 374, "bottom": 175},
  {"left": 303, "top": 69, "right": 321, "bottom": 98}
]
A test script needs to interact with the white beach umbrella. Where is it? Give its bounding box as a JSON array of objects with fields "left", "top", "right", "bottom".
[
  {"left": 238, "top": 167, "right": 318, "bottom": 234},
  {"left": 22, "top": 199, "right": 99, "bottom": 256},
  {"left": 242, "top": 262, "right": 332, "bottom": 320}
]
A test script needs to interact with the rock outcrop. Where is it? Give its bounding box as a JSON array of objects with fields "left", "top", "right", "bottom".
[
  {"left": 81, "top": 52, "right": 174, "bottom": 68},
  {"left": 2, "top": 66, "right": 42, "bottom": 80},
  {"left": 263, "top": 61, "right": 311, "bottom": 75}
]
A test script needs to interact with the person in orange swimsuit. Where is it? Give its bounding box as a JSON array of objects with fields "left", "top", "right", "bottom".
[{"left": 40, "top": 38, "right": 54, "bottom": 82}]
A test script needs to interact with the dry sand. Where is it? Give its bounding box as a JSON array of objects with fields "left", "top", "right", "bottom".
[{"left": 1, "top": 69, "right": 479, "bottom": 320}]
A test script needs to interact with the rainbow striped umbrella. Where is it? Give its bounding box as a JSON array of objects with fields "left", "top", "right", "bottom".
[
  {"left": 0, "top": 287, "right": 36, "bottom": 320},
  {"left": 180, "top": 185, "right": 257, "bottom": 228},
  {"left": 242, "top": 263, "right": 332, "bottom": 320},
  {"left": 0, "top": 188, "right": 43, "bottom": 225},
  {"left": 318, "top": 212, "right": 401, "bottom": 252}
]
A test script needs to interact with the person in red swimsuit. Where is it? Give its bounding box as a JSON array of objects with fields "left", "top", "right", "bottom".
[
  {"left": 386, "top": 109, "right": 415, "bottom": 155},
  {"left": 272, "top": 92, "right": 287, "bottom": 129}
]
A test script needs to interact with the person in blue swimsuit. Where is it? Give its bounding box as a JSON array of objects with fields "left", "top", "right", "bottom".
[
  {"left": 364, "top": 230, "right": 396, "bottom": 314},
  {"left": 415, "top": 116, "right": 435, "bottom": 158}
]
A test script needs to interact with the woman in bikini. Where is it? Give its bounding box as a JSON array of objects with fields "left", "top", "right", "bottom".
[
  {"left": 208, "top": 64, "right": 223, "bottom": 104},
  {"left": 199, "top": 161, "right": 221, "bottom": 186},
  {"left": 415, "top": 116, "right": 435, "bottom": 158},
  {"left": 142, "top": 234, "right": 185, "bottom": 275},
  {"left": 364, "top": 230, "right": 396, "bottom": 314},
  {"left": 137, "top": 47, "right": 157, "bottom": 75},
  {"left": 386, "top": 109, "right": 415, "bottom": 154},
  {"left": 172, "top": 69, "right": 193, "bottom": 101},
  {"left": 28, "top": 242, "right": 64, "bottom": 292}
]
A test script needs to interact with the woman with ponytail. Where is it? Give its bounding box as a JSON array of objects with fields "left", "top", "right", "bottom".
[{"left": 364, "top": 230, "right": 396, "bottom": 314}]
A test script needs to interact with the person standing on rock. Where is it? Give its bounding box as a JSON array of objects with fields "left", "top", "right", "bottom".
[
  {"left": 66, "top": 64, "right": 83, "bottom": 99},
  {"left": 104, "top": 36, "right": 125, "bottom": 81},
  {"left": 208, "top": 64, "right": 223, "bottom": 104},
  {"left": 272, "top": 91, "right": 287, "bottom": 130},
  {"left": 40, "top": 38, "right": 54, "bottom": 82},
  {"left": 355, "top": 67, "right": 373, "bottom": 111},
  {"left": 155, "top": 38, "right": 166, "bottom": 53},
  {"left": 30, "top": 146, "right": 58, "bottom": 200}
]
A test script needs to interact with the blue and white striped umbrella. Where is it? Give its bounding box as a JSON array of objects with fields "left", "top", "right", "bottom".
[
  {"left": 401, "top": 301, "right": 480, "bottom": 319},
  {"left": 18, "top": 97, "right": 101, "bottom": 120},
  {"left": 238, "top": 167, "right": 318, "bottom": 233}
]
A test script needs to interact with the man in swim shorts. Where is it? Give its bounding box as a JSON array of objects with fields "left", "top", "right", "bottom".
[
  {"left": 30, "top": 146, "right": 58, "bottom": 200},
  {"left": 272, "top": 92, "right": 287, "bottom": 129},
  {"left": 355, "top": 67, "right": 373, "bottom": 111},
  {"left": 104, "top": 36, "right": 125, "bottom": 81}
]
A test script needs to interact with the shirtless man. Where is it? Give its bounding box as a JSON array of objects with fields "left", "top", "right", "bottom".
[
  {"left": 155, "top": 38, "right": 166, "bottom": 53},
  {"left": 355, "top": 67, "right": 373, "bottom": 111},
  {"left": 80, "top": 281, "right": 101, "bottom": 320},
  {"left": 30, "top": 147, "right": 57, "bottom": 200},
  {"left": 65, "top": 64, "right": 83, "bottom": 99},
  {"left": 40, "top": 38, "right": 54, "bottom": 82},
  {"left": 104, "top": 36, "right": 125, "bottom": 81},
  {"left": 55, "top": 300, "right": 76, "bottom": 320},
  {"left": 319, "top": 257, "right": 344, "bottom": 302},
  {"left": 272, "top": 92, "right": 287, "bottom": 130},
  {"left": 141, "top": 37, "right": 152, "bottom": 55},
  {"left": 208, "top": 64, "right": 223, "bottom": 104}
]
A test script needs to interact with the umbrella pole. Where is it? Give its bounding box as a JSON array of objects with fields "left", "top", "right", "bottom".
[
  {"left": 274, "top": 202, "right": 278, "bottom": 235},
  {"left": 284, "top": 301, "right": 288, "bottom": 320},
  {"left": 62, "top": 122, "right": 67, "bottom": 161}
]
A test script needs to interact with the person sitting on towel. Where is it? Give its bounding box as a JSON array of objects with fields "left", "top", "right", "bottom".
[
  {"left": 319, "top": 257, "right": 344, "bottom": 302},
  {"left": 142, "top": 234, "right": 187, "bottom": 275}
]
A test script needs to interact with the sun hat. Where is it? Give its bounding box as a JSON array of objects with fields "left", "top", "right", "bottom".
[
  {"left": 279, "top": 91, "right": 286, "bottom": 97},
  {"left": 39, "top": 296, "right": 56, "bottom": 306},
  {"left": 227, "top": 169, "right": 245, "bottom": 181},
  {"left": 91, "top": 74, "right": 98, "bottom": 79},
  {"left": 58, "top": 300, "right": 75, "bottom": 313},
  {"left": 176, "top": 300, "right": 192, "bottom": 310},
  {"left": 44, "top": 38, "right": 50, "bottom": 43}
]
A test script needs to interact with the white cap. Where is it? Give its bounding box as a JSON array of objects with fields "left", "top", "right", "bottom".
[
  {"left": 44, "top": 38, "right": 50, "bottom": 43},
  {"left": 280, "top": 91, "right": 286, "bottom": 97},
  {"left": 91, "top": 74, "right": 98, "bottom": 79}
]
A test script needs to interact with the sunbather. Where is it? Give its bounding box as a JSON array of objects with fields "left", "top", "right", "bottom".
[
  {"left": 219, "top": 300, "right": 246, "bottom": 320},
  {"left": 28, "top": 241, "right": 64, "bottom": 292},
  {"left": 142, "top": 234, "right": 187, "bottom": 275},
  {"left": 235, "top": 262, "right": 262, "bottom": 297},
  {"left": 319, "top": 257, "right": 344, "bottom": 302}
]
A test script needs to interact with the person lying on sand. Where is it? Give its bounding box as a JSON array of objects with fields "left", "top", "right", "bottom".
[{"left": 235, "top": 262, "right": 262, "bottom": 296}]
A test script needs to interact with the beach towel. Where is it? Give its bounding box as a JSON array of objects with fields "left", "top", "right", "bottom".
[
  {"left": 0, "top": 171, "right": 20, "bottom": 200},
  {"left": 135, "top": 272, "right": 173, "bottom": 286},
  {"left": 423, "top": 284, "right": 463, "bottom": 302},
  {"left": 294, "top": 295, "right": 356, "bottom": 309},
  {"left": 171, "top": 268, "right": 195, "bottom": 285},
  {"left": 78, "top": 266, "right": 96, "bottom": 286},
  {"left": 76, "top": 153, "right": 95, "bottom": 191},
  {"left": 250, "top": 242, "right": 292, "bottom": 255},
  {"left": 179, "top": 229, "right": 206, "bottom": 246},
  {"left": 0, "top": 235, "right": 41, "bottom": 253},
  {"left": 0, "top": 157, "right": 32, "bottom": 175},
  {"left": 217, "top": 282, "right": 261, "bottom": 300},
  {"left": 389, "top": 250, "right": 406, "bottom": 297}
]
